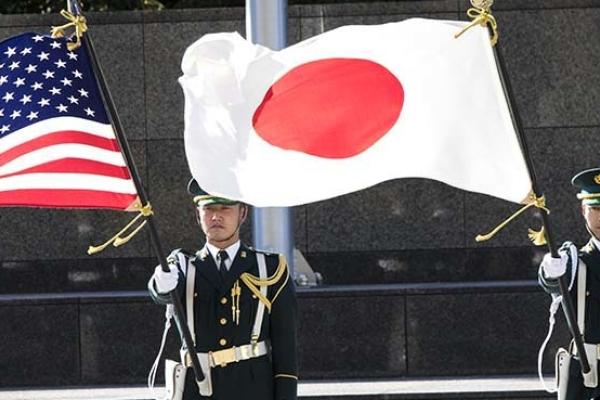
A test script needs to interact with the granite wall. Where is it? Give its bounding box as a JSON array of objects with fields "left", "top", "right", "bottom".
[
  {"left": 2, "top": 0, "right": 599, "bottom": 289},
  {"left": 0, "top": 282, "right": 571, "bottom": 386}
]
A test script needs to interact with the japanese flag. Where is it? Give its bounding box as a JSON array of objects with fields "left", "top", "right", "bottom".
[{"left": 179, "top": 18, "right": 532, "bottom": 207}]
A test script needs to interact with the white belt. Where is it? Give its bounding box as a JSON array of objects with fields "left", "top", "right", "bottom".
[
  {"left": 185, "top": 340, "right": 269, "bottom": 368},
  {"left": 572, "top": 342, "right": 600, "bottom": 359}
]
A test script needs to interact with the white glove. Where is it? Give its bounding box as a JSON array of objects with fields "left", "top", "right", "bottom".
[
  {"left": 153, "top": 265, "right": 179, "bottom": 294},
  {"left": 541, "top": 252, "right": 568, "bottom": 279}
]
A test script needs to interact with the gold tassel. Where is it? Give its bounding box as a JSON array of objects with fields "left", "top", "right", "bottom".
[
  {"left": 50, "top": 9, "right": 88, "bottom": 51},
  {"left": 454, "top": 0, "right": 498, "bottom": 46},
  {"left": 528, "top": 226, "right": 547, "bottom": 246},
  {"left": 87, "top": 203, "right": 153, "bottom": 255},
  {"left": 475, "top": 193, "right": 550, "bottom": 243}
]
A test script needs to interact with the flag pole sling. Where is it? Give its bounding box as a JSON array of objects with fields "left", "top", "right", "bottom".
[
  {"left": 488, "top": 26, "right": 590, "bottom": 373},
  {"left": 81, "top": 34, "right": 206, "bottom": 381}
]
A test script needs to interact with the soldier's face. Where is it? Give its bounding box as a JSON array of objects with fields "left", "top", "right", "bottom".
[
  {"left": 582, "top": 204, "right": 600, "bottom": 238},
  {"left": 198, "top": 204, "right": 246, "bottom": 247}
]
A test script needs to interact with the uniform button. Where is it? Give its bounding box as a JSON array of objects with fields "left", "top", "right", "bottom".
[
  {"left": 587, "top": 291, "right": 590, "bottom": 296},
  {"left": 252, "top": 295, "right": 257, "bottom": 299},
  {"left": 194, "top": 293, "right": 198, "bottom": 298},
  {"left": 220, "top": 318, "right": 227, "bottom": 325},
  {"left": 221, "top": 297, "right": 228, "bottom": 305},
  {"left": 219, "top": 338, "right": 227, "bottom": 346}
]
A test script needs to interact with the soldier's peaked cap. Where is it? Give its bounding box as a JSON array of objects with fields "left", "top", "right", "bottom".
[
  {"left": 187, "top": 178, "right": 240, "bottom": 206},
  {"left": 572, "top": 168, "right": 600, "bottom": 206}
]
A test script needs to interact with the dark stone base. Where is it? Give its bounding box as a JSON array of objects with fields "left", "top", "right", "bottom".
[
  {"left": 0, "top": 282, "right": 569, "bottom": 387},
  {"left": 308, "top": 396, "right": 552, "bottom": 400}
]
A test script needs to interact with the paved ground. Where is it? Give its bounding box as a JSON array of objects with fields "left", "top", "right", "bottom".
[{"left": 0, "top": 375, "right": 553, "bottom": 400}]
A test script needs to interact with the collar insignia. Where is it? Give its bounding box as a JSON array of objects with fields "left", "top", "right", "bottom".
[{"left": 198, "top": 248, "right": 208, "bottom": 260}]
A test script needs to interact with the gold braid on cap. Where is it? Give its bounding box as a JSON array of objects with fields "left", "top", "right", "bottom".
[
  {"left": 240, "top": 255, "right": 289, "bottom": 313},
  {"left": 577, "top": 193, "right": 600, "bottom": 200},
  {"left": 193, "top": 194, "right": 213, "bottom": 204}
]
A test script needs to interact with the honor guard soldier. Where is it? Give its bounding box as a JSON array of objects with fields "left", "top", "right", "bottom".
[
  {"left": 539, "top": 168, "right": 600, "bottom": 399},
  {"left": 148, "top": 179, "right": 298, "bottom": 400}
]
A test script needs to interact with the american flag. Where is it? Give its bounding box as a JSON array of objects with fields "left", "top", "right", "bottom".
[{"left": 0, "top": 32, "right": 138, "bottom": 209}]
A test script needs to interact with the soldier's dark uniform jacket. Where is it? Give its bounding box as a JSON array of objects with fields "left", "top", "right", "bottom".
[
  {"left": 149, "top": 244, "right": 298, "bottom": 400},
  {"left": 539, "top": 239, "right": 600, "bottom": 399}
]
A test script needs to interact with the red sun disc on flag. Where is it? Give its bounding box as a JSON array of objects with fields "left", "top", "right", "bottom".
[{"left": 252, "top": 58, "right": 404, "bottom": 159}]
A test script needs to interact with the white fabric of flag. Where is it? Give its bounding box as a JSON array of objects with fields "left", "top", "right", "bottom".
[{"left": 180, "top": 18, "right": 532, "bottom": 207}]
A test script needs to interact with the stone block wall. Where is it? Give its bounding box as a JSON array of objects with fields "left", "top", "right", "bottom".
[{"left": 1, "top": 1, "right": 598, "bottom": 288}]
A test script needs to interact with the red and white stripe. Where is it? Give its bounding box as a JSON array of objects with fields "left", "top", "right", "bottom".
[{"left": 0, "top": 116, "right": 138, "bottom": 209}]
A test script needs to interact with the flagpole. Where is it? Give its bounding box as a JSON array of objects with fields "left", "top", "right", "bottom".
[
  {"left": 81, "top": 32, "right": 206, "bottom": 382},
  {"left": 488, "top": 26, "right": 590, "bottom": 373}
]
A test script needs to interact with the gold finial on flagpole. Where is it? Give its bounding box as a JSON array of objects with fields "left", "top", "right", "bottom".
[{"left": 454, "top": 0, "right": 498, "bottom": 46}]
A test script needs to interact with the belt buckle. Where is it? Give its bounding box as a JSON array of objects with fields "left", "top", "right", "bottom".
[{"left": 211, "top": 347, "right": 237, "bottom": 368}]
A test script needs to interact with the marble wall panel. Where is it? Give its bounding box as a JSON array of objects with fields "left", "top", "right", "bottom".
[
  {"left": 79, "top": 298, "right": 165, "bottom": 384},
  {"left": 297, "top": 1, "right": 457, "bottom": 19},
  {"left": 306, "top": 179, "right": 465, "bottom": 253},
  {"left": 497, "top": 8, "right": 600, "bottom": 128},
  {"left": 145, "top": 139, "right": 200, "bottom": 252},
  {"left": 0, "top": 282, "right": 570, "bottom": 386},
  {"left": 406, "top": 289, "right": 570, "bottom": 376},
  {"left": 0, "top": 245, "right": 542, "bottom": 296},
  {"left": 87, "top": 23, "right": 145, "bottom": 140},
  {"left": 460, "top": 0, "right": 599, "bottom": 12},
  {"left": 0, "top": 301, "right": 79, "bottom": 386},
  {"left": 307, "top": 246, "right": 542, "bottom": 285},
  {"left": 144, "top": 20, "right": 243, "bottom": 141},
  {"left": 298, "top": 292, "right": 406, "bottom": 379},
  {"left": 0, "top": 257, "right": 155, "bottom": 295},
  {"left": 299, "top": 10, "right": 457, "bottom": 39}
]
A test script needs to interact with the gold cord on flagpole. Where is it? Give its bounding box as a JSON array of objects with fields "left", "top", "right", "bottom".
[
  {"left": 454, "top": 0, "right": 498, "bottom": 46},
  {"left": 475, "top": 193, "right": 550, "bottom": 244},
  {"left": 50, "top": 9, "right": 88, "bottom": 51},
  {"left": 87, "top": 203, "right": 154, "bottom": 255}
]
